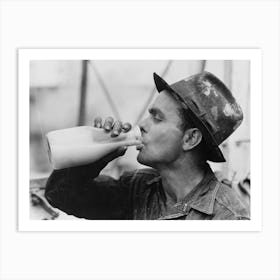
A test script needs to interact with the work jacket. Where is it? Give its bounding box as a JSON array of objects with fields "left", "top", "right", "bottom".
[{"left": 45, "top": 164, "right": 250, "bottom": 220}]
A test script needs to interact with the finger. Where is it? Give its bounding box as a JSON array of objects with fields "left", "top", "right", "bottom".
[
  {"left": 111, "top": 120, "right": 122, "bottom": 137},
  {"left": 122, "top": 122, "right": 132, "bottom": 133},
  {"left": 103, "top": 117, "right": 114, "bottom": 132},
  {"left": 93, "top": 117, "right": 102, "bottom": 128}
]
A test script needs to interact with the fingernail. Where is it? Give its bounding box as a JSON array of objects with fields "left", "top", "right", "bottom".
[
  {"left": 111, "top": 131, "right": 119, "bottom": 137},
  {"left": 122, "top": 123, "right": 132, "bottom": 132}
]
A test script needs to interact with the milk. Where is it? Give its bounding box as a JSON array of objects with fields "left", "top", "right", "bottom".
[{"left": 46, "top": 126, "right": 141, "bottom": 170}]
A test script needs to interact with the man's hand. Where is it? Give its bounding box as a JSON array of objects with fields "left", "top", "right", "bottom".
[
  {"left": 93, "top": 116, "right": 132, "bottom": 137},
  {"left": 93, "top": 116, "right": 133, "bottom": 161}
]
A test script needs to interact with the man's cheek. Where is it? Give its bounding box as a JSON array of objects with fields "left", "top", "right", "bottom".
[{"left": 154, "top": 133, "right": 175, "bottom": 147}]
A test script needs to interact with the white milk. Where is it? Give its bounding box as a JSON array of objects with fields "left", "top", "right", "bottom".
[{"left": 46, "top": 126, "right": 141, "bottom": 170}]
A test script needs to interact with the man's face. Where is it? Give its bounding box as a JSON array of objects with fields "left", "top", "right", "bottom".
[{"left": 137, "top": 90, "right": 185, "bottom": 168}]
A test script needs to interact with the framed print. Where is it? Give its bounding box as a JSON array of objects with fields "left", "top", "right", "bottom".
[
  {"left": 1, "top": 1, "right": 279, "bottom": 280},
  {"left": 18, "top": 48, "right": 261, "bottom": 231}
]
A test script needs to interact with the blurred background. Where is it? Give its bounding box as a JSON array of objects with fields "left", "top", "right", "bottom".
[{"left": 29, "top": 60, "right": 250, "bottom": 219}]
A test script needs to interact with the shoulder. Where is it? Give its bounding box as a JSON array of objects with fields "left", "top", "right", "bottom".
[{"left": 214, "top": 182, "right": 250, "bottom": 220}]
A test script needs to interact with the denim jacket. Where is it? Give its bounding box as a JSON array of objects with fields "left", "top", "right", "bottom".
[{"left": 45, "top": 164, "right": 250, "bottom": 220}]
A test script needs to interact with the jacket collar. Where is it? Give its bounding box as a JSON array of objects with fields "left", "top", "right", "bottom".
[
  {"left": 146, "top": 165, "right": 221, "bottom": 216},
  {"left": 189, "top": 179, "right": 220, "bottom": 215},
  {"left": 188, "top": 167, "right": 220, "bottom": 215}
]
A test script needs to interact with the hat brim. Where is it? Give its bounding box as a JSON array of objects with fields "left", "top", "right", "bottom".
[{"left": 153, "top": 72, "right": 226, "bottom": 163}]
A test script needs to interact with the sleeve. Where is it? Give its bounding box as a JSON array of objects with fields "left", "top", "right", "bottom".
[{"left": 45, "top": 163, "right": 131, "bottom": 220}]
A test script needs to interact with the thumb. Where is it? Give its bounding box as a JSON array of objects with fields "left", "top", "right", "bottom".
[
  {"left": 102, "top": 146, "right": 128, "bottom": 163},
  {"left": 118, "top": 139, "right": 142, "bottom": 147},
  {"left": 118, "top": 146, "right": 128, "bottom": 158}
]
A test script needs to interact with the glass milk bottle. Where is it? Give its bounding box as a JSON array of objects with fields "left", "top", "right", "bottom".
[{"left": 46, "top": 125, "right": 141, "bottom": 170}]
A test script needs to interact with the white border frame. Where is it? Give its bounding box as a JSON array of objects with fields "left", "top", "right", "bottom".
[{"left": 18, "top": 48, "right": 262, "bottom": 232}]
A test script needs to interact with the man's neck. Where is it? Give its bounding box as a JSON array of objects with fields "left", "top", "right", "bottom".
[{"left": 158, "top": 160, "right": 207, "bottom": 203}]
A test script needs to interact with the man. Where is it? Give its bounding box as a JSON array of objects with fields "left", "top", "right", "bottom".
[{"left": 45, "top": 72, "right": 250, "bottom": 220}]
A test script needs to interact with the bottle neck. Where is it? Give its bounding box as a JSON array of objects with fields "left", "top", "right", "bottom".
[{"left": 126, "top": 126, "right": 141, "bottom": 141}]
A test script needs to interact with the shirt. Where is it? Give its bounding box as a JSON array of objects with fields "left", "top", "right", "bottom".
[{"left": 45, "top": 164, "right": 250, "bottom": 220}]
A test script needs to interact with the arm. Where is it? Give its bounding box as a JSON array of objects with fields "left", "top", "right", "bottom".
[
  {"left": 45, "top": 146, "right": 130, "bottom": 220},
  {"left": 45, "top": 117, "right": 140, "bottom": 220}
]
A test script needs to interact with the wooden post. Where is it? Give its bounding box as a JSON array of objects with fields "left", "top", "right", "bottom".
[
  {"left": 78, "top": 60, "right": 88, "bottom": 126},
  {"left": 134, "top": 60, "right": 173, "bottom": 125},
  {"left": 200, "top": 60, "right": 207, "bottom": 72},
  {"left": 222, "top": 60, "right": 233, "bottom": 179}
]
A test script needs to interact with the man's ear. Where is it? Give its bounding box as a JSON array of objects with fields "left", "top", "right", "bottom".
[{"left": 182, "top": 128, "right": 203, "bottom": 151}]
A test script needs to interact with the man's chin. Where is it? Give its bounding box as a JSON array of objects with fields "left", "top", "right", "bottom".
[
  {"left": 137, "top": 152, "right": 153, "bottom": 167},
  {"left": 136, "top": 152, "right": 145, "bottom": 165}
]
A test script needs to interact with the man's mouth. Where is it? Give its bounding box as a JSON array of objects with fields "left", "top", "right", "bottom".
[
  {"left": 136, "top": 134, "right": 146, "bottom": 151},
  {"left": 136, "top": 138, "right": 145, "bottom": 151},
  {"left": 136, "top": 143, "right": 144, "bottom": 151}
]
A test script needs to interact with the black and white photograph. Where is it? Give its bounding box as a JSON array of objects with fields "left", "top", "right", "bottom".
[{"left": 18, "top": 49, "right": 260, "bottom": 230}]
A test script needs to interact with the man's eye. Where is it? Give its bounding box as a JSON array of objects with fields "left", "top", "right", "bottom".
[{"left": 152, "top": 115, "right": 162, "bottom": 122}]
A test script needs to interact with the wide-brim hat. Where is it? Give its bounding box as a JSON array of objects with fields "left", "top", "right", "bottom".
[{"left": 153, "top": 71, "right": 243, "bottom": 162}]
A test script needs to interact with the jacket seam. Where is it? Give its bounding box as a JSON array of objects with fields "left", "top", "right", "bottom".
[{"left": 209, "top": 181, "right": 221, "bottom": 213}]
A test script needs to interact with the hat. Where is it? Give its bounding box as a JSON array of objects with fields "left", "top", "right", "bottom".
[{"left": 153, "top": 71, "right": 243, "bottom": 162}]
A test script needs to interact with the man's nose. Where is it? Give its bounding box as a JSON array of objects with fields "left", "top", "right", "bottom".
[{"left": 139, "top": 118, "right": 148, "bottom": 134}]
